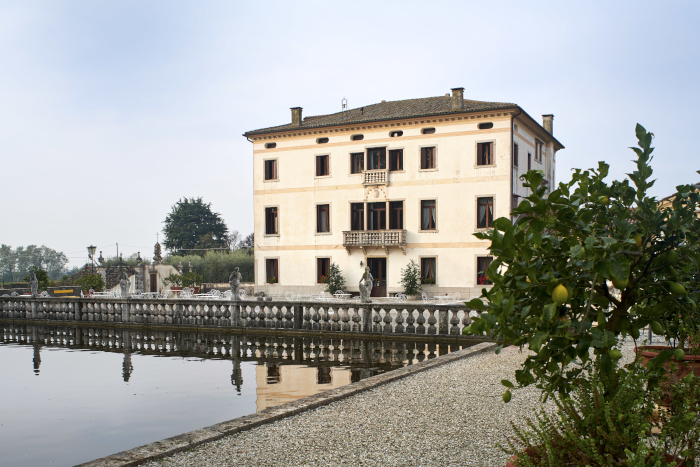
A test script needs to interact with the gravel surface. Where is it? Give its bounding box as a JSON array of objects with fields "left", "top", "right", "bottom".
[{"left": 145, "top": 344, "right": 638, "bottom": 467}]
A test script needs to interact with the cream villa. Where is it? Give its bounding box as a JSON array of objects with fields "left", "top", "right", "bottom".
[{"left": 244, "top": 88, "right": 564, "bottom": 298}]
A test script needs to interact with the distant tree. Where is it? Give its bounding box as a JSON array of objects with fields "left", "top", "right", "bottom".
[
  {"left": 223, "top": 230, "right": 242, "bottom": 251},
  {"left": 100, "top": 254, "right": 151, "bottom": 268},
  {"left": 0, "top": 244, "right": 68, "bottom": 282},
  {"left": 239, "top": 233, "right": 254, "bottom": 255},
  {"left": 162, "top": 198, "right": 229, "bottom": 255}
]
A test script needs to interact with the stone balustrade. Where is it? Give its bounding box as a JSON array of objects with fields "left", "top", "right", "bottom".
[
  {"left": 0, "top": 296, "right": 476, "bottom": 337},
  {"left": 362, "top": 169, "right": 387, "bottom": 186}
]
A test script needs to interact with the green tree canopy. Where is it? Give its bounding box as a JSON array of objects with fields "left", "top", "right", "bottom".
[
  {"left": 162, "top": 198, "right": 229, "bottom": 255},
  {"left": 464, "top": 124, "right": 700, "bottom": 397},
  {"left": 0, "top": 244, "right": 69, "bottom": 281}
]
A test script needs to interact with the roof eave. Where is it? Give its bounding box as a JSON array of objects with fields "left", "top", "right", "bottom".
[{"left": 515, "top": 107, "right": 565, "bottom": 151}]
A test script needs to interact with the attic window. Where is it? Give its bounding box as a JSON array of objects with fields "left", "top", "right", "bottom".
[
  {"left": 478, "top": 122, "right": 494, "bottom": 130},
  {"left": 351, "top": 134, "right": 364, "bottom": 141},
  {"left": 317, "top": 137, "right": 329, "bottom": 144},
  {"left": 389, "top": 131, "right": 403, "bottom": 137},
  {"left": 265, "top": 143, "right": 277, "bottom": 149},
  {"left": 422, "top": 128, "right": 436, "bottom": 135}
]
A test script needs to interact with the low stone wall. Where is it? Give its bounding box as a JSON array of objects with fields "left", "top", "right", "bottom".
[{"left": 0, "top": 296, "right": 477, "bottom": 337}]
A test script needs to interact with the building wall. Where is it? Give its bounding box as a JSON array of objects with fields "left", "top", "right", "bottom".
[{"left": 252, "top": 111, "right": 557, "bottom": 297}]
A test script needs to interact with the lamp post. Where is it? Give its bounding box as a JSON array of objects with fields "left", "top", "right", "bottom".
[{"left": 87, "top": 245, "right": 96, "bottom": 271}]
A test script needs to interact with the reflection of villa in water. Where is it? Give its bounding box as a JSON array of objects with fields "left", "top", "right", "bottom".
[
  {"left": 2, "top": 324, "right": 471, "bottom": 410},
  {"left": 255, "top": 364, "right": 351, "bottom": 411}
]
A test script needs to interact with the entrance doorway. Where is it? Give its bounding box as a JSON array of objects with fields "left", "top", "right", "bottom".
[
  {"left": 150, "top": 273, "right": 157, "bottom": 293},
  {"left": 367, "top": 258, "right": 387, "bottom": 297}
]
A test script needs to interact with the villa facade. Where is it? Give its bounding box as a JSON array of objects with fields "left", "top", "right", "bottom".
[{"left": 244, "top": 88, "right": 564, "bottom": 298}]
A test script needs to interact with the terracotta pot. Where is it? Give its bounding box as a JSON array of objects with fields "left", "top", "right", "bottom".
[{"left": 505, "top": 447, "right": 537, "bottom": 467}]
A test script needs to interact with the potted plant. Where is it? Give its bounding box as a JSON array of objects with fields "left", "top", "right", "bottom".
[
  {"left": 464, "top": 125, "right": 700, "bottom": 464},
  {"left": 164, "top": 272, "right": 202, "bottom": 294},
  {"left": 320, "top": 263, "right": 346, "bottom": 295},
  {"left": 267, "top": 277, "right": 277, "bottom": 284},
  {"left": 400, "top": 260, "right": 422, "bottom": 300}
]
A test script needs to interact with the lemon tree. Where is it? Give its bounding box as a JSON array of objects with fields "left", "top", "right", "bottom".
[{"left": 464, "top": 124, "right": 700, "bottom": 396}]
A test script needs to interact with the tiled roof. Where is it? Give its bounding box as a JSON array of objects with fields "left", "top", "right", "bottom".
[{"left": 244, "top": 95, "right": 516, "bottom": 136}]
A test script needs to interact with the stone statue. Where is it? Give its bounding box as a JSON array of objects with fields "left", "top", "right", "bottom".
[
  {"left": 119, "top": 270, "right": 130, "bottom": 299},
  {"left": 153, "top": 242, "right": 162, "bottom": 265},
  {"left": 229, "top": 267, "right": 242, "bottom": 300},
  {"left": 359, "top": 266, "right": 373, "bottom": 303},
  {"left": 29, "top": 270, "right": 39, "bottom": 297}
]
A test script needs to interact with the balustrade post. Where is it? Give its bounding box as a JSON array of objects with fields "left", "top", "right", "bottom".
[
  {"left": 75, "top": 300, "right": 82, "bottom": 321},
  {"left": 31, "top": 299, "right": 37, "bottom": 319},
  {"left": 232, "top": 303, "right": 240, "bottom": 327},
  {"left": 294, "top": 305, "right": 303, "bottom": 329},
  {"left": 362, "top": 307, "right": 371, "bottom": 333},
  {"left": 438, "top": 309, "right": 448, "bottom": 334},
  {"left": 121, "top": 300, "right": 130, "bottom": 322}
]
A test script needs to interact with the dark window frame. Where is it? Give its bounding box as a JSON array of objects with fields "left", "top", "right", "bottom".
[
  {"left": 421, "top": 128, "right": 436, "bottom": 135},
  {"left": 316, "top": 137, "right": 329, "bottom": 144},
  {"left": 420, "top": 147, "right": 436, "bottom": 170},
  {"left": 476, "top": 142, "right": 494, "bottom": 166},
  {"left": 266, "top": 258, "right": 279, "bottom": 283},
  {"left": 317, "top": 257, "right": 330, "bottom": 283},
  {"left": 528, "top": 152, "right": 532, "bottom": 171},
  {"left": 264, "top": 142, "right": 277, "bottom": 149},
  {"left": 420, "top": 199, "right": 437, "bottom": 230},
  {"left": 351, "top": 134, "right": 364, "bottom": 141},
  {"left": 367, "top": 202, "right": 386, "bottom": 231},
  {"left": 421, "top": 257, "right": 436, "bottom": 283},
  {"left": 389, "top": 200, "right": 403, "bottom": 230},
  {"left": 477, "top": 197, "right": 493, "bottom": 229},
  {"left": 351, "top": 203, "right": 364, "bottom": 231},
  {"left": 366, "top": 147, "right": 386, "bottom": 170},
  {"left": 264, "top": 159, "right": 278, "bottom": 181},
  {"left": 513, "top": 143, "right": 519, "bottom": 168},
  {"left": 477, "top": 256, "right": 493, "bottom": 285},
  {"left": 265, "top": 207, "right": 279, "bottom": 235},
  {"left": 478, "top": 122, "right": 494, "bottom": 130},
  {"left": 389, "top": 149, "right": 403, "bottom": 171},
  {"left": 350, "top": 152, "right": 363, "bottom": 174},
  {"left": 316, "top": 155, "right": 330, "bottom": 177},
  {"left": 316, "top": 204, "right": 330, "bottom": 233}
]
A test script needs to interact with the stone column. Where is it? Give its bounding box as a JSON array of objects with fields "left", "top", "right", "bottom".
[{"left": 438, "top": 309, "right": 448, "bottom": 334}]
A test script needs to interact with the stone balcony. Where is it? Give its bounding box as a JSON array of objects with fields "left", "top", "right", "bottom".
[
  {"left": 362, "top": 170, "right": 388, "bottom": 186},
  {"left": 343, "top": 229, "right": 407, "bottom": 254}
]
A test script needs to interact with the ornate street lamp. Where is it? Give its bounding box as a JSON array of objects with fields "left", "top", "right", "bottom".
[{"left": 87, "top": 245, "right": 97, "bottom": 269}]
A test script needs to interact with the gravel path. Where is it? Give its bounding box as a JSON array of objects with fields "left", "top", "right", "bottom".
[{"left": 145, "top": 344, "right": 637, "bottom": 467}]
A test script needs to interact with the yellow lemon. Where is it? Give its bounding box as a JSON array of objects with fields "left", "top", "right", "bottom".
[{"left": 552, "top": 284, "right": 568, "bottom": 305}]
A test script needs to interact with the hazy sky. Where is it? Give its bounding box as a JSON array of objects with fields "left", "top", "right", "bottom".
[{"left": 1, "top": 1, "right": 698, "bottom": 268}]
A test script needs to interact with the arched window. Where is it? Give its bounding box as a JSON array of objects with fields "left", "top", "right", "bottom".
[
  {"left": 351, "top": 134, "right": 364, "bottom": 141},
  {"left": 317, "top": 137, "right": 329, "bottom": 144},
  {"left": 421, "top": 128, "right": 436, "bottom": 135},
  {"left": 389, "top": 131, "right": 403, "bottom": 137},
  {"left": 265, "top": 142, "right": 277, "bottom": 149},
  {"left": 478, "top": 122, "right": 494, "bottom": 130}
]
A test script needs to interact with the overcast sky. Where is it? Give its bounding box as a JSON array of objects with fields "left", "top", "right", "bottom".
[{"left": 1, "top": 1, "right": 698, "bottom": 268}]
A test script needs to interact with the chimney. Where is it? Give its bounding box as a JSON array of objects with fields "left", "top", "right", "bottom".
[
  {"left": 291, "top": 107, "right": 303, "bottom": 127},
  {"left": 450, "top": 87, "right": 464, "bottom": 111},
  {"left": 542, "top": 114, "right": 554, "bottom": 134}
]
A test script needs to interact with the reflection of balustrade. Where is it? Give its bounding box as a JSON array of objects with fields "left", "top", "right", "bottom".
[
  {"left": 0, "top": 296, "right": 478, "bottom": 337},
  {"left": 342, "top": 229, "right": 406, "bottom": 254},
  {"left": 362, "top": 170, "right": 388, "bottom": 186}
]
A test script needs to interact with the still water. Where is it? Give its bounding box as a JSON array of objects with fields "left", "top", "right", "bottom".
[{"left": 0, "top": 324, "right": 469, "bottom": 466}]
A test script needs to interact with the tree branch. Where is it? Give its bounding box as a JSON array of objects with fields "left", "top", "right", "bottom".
[{"left": 614, "top": 250, "right": 643, "bottom": 257}]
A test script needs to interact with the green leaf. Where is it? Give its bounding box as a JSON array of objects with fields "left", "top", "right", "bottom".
[
  {"left": 529, "top": 332, "right": 548, "bottom": 352},
  {"left": 501, "top": 379, "right": 514, "bottom": 389},
  {"left": 610, "top": 255, "right": 631, "bottom": 282},
  {"left": 465, "top": 299, "right": 485, "bottom": 311},
  {"left": 602, "top": 331, "right": 617, "bottom": 348},
  {"left": 543, "top": 303, "right": 557, "bottom": 321}
]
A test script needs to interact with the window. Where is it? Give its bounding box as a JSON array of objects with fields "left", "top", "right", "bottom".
[
  {"left": 528, "top": 153, "right": 532, "bottom": 171},
  {"left": 389, "top": 201, "right": 403, "bottom": 229},
  {"left": 421, "top": 128, "right": 435, "bottom": 135},
  {"left": 351, "top": 134, "right": 364, "bottom": 141},
  {"left": 477, "top": 197, "right": 493, "bottom": 228},
  {"left": 266, "top": 258, "right": 278, "bottom": 283},
  {"left": 316, "top": 155, "right": 329, "bottom": 176},
  {"left": 512, "top": 195, "right": 520, "bottom": 212},
  {"left": 316, "top": 204, "right": 330, "bottom": 233},
  {"left": 367, "top": 202, "right": 386, "bottom": 230},
  {"left": 478, "top": 122, "right": 494, "bottom": 130},
  {"left": 266, "top": 365, "right": 280, "bottom": 384},
  {"left": 421, "top": 257, "right": 436, "bottom": 284},
  {"left": 351, "top": 203, "right": 364, "bottom": 231},
  {"left": 367, "top": 147, "right": 386, "bottom": 170},
  {"left": 264, "top": 159, "right": 277, "bottom": 180},
  {"left": 513, "top": 143, "right": 519, "bottom": 168},
  {"left": 317, "top": 137, "right": 329, "bottom": 144},
  {"left": 535, "top": 141, "right": 544, "bottom": 162},
  {"left": 265, "top": 142, "right": 277, "bottom": 149},
  {"left": 389, "top": 130, "right": 403, "bottom": 137},
  {"left": 420, "top": 147, "right": 436, "bottom": 169},
  {"left": 389, "top": 149, "right": 403, "bottom": 171},
  {"left": 317, "top": 258, "right": 330, "bottom": 283},
  {"left": 421, "top": 200, "right": 436, "bottom": 230},
  {"left": 265, "top": 207, "right": 278, "bottom": 234},
  {"left": 477, "top": 142, "right": 494, "bottom": 166},
  {"left": 477, "top": 256, "right": 493, "bottom": 285},
  {"left": 350, "top": 153, "right": 363, "bottom": 174}
]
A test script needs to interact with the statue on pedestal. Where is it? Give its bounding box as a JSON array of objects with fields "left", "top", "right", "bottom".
[
  {"left": 229, "top": 267, "right": 242, "bottom": 300},
  {"left": 30, "top": 270, "right": 39, "bottom": 298},
  {"left": 119, "top": 270, "right": 130, "bottom": 299},
  {"left": 359, "top": 266, "right": 373, "bottom": 303}
]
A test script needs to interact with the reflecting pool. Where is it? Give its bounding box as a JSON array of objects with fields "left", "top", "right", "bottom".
[{"left": 0, "top": 324, "right": 470, "bottom": 466}]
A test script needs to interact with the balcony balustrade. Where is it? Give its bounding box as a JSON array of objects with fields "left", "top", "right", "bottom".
[
  {"left": 362, "top": 170, "right": 388, "bottom": 186},
  {"left": 343, "top": 229, "right": 407, "bottom": 254}
]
